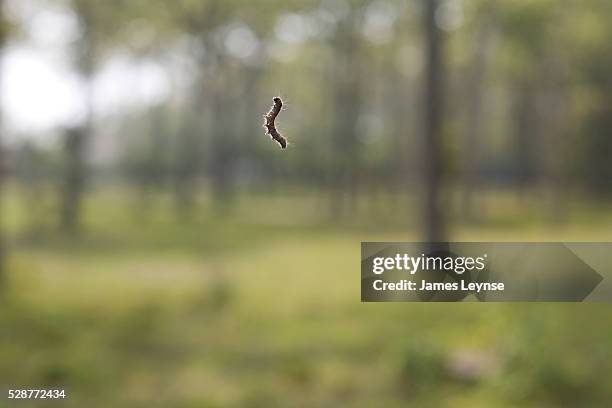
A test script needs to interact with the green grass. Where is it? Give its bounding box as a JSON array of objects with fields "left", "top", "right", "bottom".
[{"left": 2, "top": 186, "right": 612, "bottom": 407}]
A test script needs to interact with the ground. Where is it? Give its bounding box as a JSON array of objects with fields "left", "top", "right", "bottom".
[{"left": 1, "top": 186, "right": 611, "bottom": 407}]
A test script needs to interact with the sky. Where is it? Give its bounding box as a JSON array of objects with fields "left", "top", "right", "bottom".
[{"left": 1, "top": 0, "right": 171, "bottom": 145}]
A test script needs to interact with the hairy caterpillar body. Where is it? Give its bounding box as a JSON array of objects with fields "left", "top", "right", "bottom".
[{"left": 263, "top": 97, "right": 287, "bottom": 149}]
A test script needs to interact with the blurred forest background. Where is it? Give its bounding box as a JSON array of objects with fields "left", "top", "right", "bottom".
[{"left": 1, "top": 0, "right": 612, "bottom": 406}]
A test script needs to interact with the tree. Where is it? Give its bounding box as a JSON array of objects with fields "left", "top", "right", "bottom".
[
  {"left": 59, "top": 0, "right": 139, "bottom": 230},
  {"left": 422, "top": 0, "right": 446, "bottom": 243},
  {"left": 460, "top": 3, "right": 496, "bottom": 223},
  {"left": 60, "top": 0, "right": 98, "bottom": 232},
  {"left": 328, "top": 4, "right": 363, "bottom": 219}
]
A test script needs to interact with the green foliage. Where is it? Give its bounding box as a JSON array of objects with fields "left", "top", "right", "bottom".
[{"left": 2, "top": 189, "right": 612, "bottom": 406}]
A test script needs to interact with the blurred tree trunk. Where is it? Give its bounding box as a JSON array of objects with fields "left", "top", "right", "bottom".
[
  {"left": 422, "top": 0, "right": 446, "bottom": 243},
  {"left": 140, "top": 105, "right": 168, "bottom": 220},
  {"left": 61, "top": 0, "right": 96, "bottom": 232},
  {"left": 328, "top": 12, "right": 362, "bottom": 219},
  {"left": 172, "top": 0, "right": 239, "bottom": 218},
  {"left": 173, "top": 109, "right": 201, "bottom": 220},
  {"left": 388, "top": 64, "right": 415, "bottom": 210},
  {"left": 61, "top": 126, "right": 87, "bottom": 231},
  {"left": 538, "top": 55, "right": 569, "bottom": 223},
  {"left": 461, "top": 20, "right": 494, "bottom": 224},
  {"left": 195, "top": 2, "right": 236, "bottom": 215},
  {"left": 172, "top": 64, "right": 206, "bottom": 219},
  {"left": 512, "top": 78, "right": 539, "bottom": 200},
  {"left": 209, "top": 69, "right": 235, "bottom": 214},
  {"left": 235, "top": 66, "right": 263, "bottom": 191}
]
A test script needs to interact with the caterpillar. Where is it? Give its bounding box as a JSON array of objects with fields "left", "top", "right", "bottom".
[{"left": 263, "top": 97, "right": 287, "bottom": 149}]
